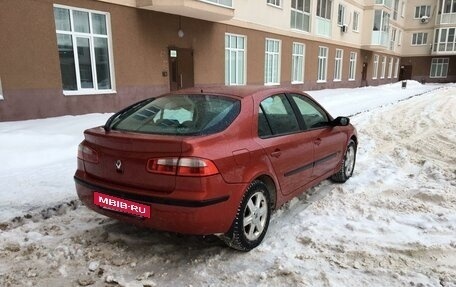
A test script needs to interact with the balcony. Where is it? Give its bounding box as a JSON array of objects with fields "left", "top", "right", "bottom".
[
  {"left": 136, "top": 0, "right": 234, "bottom": 22},
  {"left": 440, "top": 13, "right": 456, "bottom": 24}
]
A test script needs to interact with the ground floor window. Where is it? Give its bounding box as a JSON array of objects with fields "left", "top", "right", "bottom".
[
  {"left": 373, "top": 54, "right": 379, "bottom": 79},
  {"left": 291, "top": 42, "right": 305, "bottom": 83},
  {"left": 430, "top": 58, "right": 449, "bottom": 78},
  {"left": 265, "top": 38, "right": 281, "bottom": 85},
  {"left": 387, "top": 57, "right": 393, "bottom": 78},
  {"left": 380, "top": 56, "right": 386, "bottom": 78},
  {"left": 348, "top": 52, "right": 357, "bottom": 81},
  {"left": 54, "top": 5, "right": 114, "bottom": 95},
  {"left": 225, "top": 33, "right": 246, "bottom": 85},
  {"left": 394, "top": 58, "right": 399, "bottom": 78},
  {"left": 334, "top": 49, "right": 343, "bottom": 81},
  {"left": 317, "top": 46, "right": 328, "bottom": 82}
]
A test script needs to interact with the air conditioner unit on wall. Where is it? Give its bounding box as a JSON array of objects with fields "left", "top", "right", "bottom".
[
  {"left": 341, "top": 25, "right": 348, "bottom": 32},
  {"left": 420, "top": 15, "right": 430, "bottom": 24}
]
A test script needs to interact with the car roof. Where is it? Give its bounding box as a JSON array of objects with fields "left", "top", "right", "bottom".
[{"left": 170, "top": 85, "right": 306, "bottom": 99}]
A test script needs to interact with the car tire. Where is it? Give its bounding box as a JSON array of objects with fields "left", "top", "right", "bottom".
[
  {"left": 220, "top": 180, "right": 271, "bottom": 251},
  {"left": 331, "top": 139, "right": 357, "bottom": 183}
]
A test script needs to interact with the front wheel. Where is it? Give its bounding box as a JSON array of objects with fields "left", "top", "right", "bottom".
[
  {"left": 220, "top": 180, "right": 271, "bottom": 251},
  {"left": 331, "top": 139, "right": 357, "bottom": 183}
]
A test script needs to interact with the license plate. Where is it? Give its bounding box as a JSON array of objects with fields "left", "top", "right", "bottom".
[{"left": 93, "top": 192, "right": 151, "bottom": 218}]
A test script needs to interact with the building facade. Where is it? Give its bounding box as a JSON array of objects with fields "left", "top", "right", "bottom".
[{"left": 0, "top": 0, "right": 454, "bottom": 121}]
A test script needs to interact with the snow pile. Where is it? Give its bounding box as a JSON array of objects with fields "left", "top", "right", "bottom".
[{"left": 1, "top": 82, "right": 455, "bottom": 286}]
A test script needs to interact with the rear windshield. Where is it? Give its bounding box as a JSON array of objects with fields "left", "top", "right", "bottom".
[{"left": 108, "top": 94, "right": 240, "bottom": 136}]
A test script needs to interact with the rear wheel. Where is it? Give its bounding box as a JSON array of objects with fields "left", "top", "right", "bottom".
[
  {"left": 220, "top": 180, "right": 271, "bottom": 251},
  {"left": 331, "top": 139, "right": 356, "bottom": 183}
]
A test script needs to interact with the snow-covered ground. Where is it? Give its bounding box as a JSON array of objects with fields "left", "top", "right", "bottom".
[{"left": 1, "top": 81, "right": 455, "bottom": 287}]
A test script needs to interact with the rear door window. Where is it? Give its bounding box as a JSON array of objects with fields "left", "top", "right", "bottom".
[
  {"left": 109, "top": 94, "right": 240, "bottom": 135},
  {"left": 258, "top": 94, "right": 300, "bottom": 137}
]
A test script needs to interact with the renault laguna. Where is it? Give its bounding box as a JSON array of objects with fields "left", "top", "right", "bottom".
[{"left": 74, "top": 86, "right": 357, "bottom": 251}]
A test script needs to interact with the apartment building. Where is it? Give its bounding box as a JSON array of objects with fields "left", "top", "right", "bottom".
[{"left": 0, "top": 0, "right": 454, "bottom": 121}]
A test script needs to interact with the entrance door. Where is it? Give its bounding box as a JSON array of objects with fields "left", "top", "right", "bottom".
[
  {"left": 361, "top": 62, "right": 368, "bottom": 86},
  {"left": 399, "top": 65, "right": 412, "bottom": 81},
  {"left": 168, "top": 48, "right": 194, "bottom": 91}
]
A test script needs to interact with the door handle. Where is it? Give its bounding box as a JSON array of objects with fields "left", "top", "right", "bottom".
[
  {"left": 271, "top": 149, "right": 281, "bottom": 158},
  {"left": 314, "top": 138, "right": 322, "bottom": 145}
]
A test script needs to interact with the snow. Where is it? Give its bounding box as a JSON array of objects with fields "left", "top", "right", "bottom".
[{"left": 1, "top": 81, "right": 455, "bottom": 286}]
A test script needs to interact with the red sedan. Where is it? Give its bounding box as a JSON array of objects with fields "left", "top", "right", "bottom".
[{"left": 74, "top": 86, "right": 357, "bottom": 251}]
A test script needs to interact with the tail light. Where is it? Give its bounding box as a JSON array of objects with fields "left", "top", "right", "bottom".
[
  {"left": 147, "top": 157, "right": 219, "bottom": 177},
  {"left": 77, "top": 143, "right": 99, "bottom": 163}
]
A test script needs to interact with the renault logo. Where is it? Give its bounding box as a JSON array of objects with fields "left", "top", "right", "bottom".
[{"left": 115, "top": 160, "right": 123, "bottom": 173}]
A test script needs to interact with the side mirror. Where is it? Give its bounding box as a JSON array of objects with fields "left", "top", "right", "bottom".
[{"left": 332, "top": 116, "right": 350, "bottom": 126}]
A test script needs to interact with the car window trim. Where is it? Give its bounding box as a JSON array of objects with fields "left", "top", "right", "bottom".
[{"left": 286, "top": 93, "right": 332, "bottom": 130}]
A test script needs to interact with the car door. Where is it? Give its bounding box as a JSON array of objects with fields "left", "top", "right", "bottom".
[
  {"left": 256, "top": 94, "right": 315, "bottom": 196},
  {"left": 288, "top": 93, "right": 347, "bottom": 179}
]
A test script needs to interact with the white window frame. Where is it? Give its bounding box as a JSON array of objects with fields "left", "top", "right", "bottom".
[
  {"left": 291, "top": 42, "right": 305, "bottom": 84},
  {"left": 0, "top": 76, "right": 3, "bottom": 100},
  {"left": 264, "top": 38, "right": 281, "bottom": 85},
  {"left": 54, "top": 4, "right": 115, "bottom": 96},
  {"left": 337, "top": 4, "right": 346, "bottom": 26},
  {"left": 430, "top": 58, "right": 449, "bottom": 78},
  {"left": 348, "top": 52, "right": 357, "bottom": 81},
  {"left": 200, "top": 0, "right": 233, "bottom": 8},
  {"left": 380, "top": 56, "right": 386, "bottom": 78},
  {"left": 334, "top": 49, "right": 343, "bottom": 81},
  {"left": 353, "top": 11, "right": 359, "bottom": 32},
  {"left": 291, "top": 0, "right": 311, "bottom": 32},
  {"left": 398, "top": 30, "right": 402, "bottom": 45},
  {"left": 267, "top": 0, "right": 281, "bottom": 8},
  {"left": 225, "top": 33, "right": 247, "bottom": 86},
  {"left": 317, "top": 0, "right": 332, "bottom": 20},
  {"left": 393, "top": 0, "right": 399, "bottom": 20},
  {"left": 414, "top": 5, "right": 431, "bottom": 19},
  {"left": 401, "top": 1, "right": 405, "bottom": 17},
  {"left": 373, "top": 54, "right": 379, "bottom": 79},
  {"left": 317, "top": 46, "right": 328, "bottom": 82},
  {"left": 387, "top": 57, "right": 393, "bottom": 78},
  {"left": 394, "top": 57, "right": 399, "bottom": 78},
  {"left": 412, "top": 32, "right": 428, "bottom": 45}
]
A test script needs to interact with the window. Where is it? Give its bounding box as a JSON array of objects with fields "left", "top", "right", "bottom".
[
  {"left": 401, "top": 1, "right": 405, "bottom": 17},
  {"left": 267, "top": 0, "right": 281, "bottom": 7},
  {"left": 291, "top": 0, "right": 311, "bottom": 32},
  {"left": 202, "top": 0, "right": 233, "bottom": 7},
  {"left": 398, "top": 30, "right": 402, "bottom": 45},
  {"left": 334, "top": 49, "right": 343, "bottom": 81},
  {"left": 443, "top": 0, "right": 456, "bottom": 13},
  {"left": 317, "top": 46, "right": 328, "bottom": 82},
  {"left": 373, "top": 54, "right": 379, "bottom": 79},
  {"left": 433, "top": 28, "right": 456, "bottom": 52},
  {"left": 348, "top": 52, "right": 357, "bottom": 81},
  {"left": 372, "top": 10, "right": 390, "bottom": 46},
  {"left": 412, "top": 32, "right": 428, "bottom": 45},
  {"left": 264, "top": 39, "right": 281, "bottom": 85},
  {"left": 375, "top": 0, "right": 392, "bottom": 8},
  {"left": 387, "top": 57, "right": 393, "bottom": 78},
  {"left": 290, "top": 94, "right": 329, "bottom": 129},
  {"left": 225, "top": 33, "right": 246, "bottom": 85},
  {"left": 0, "top": 76, "right": 3, "bottom": 100},
  {"left": 393, "top": 0, "right": 399, "bottom": 20},
  {"left": 430, "top": 58, "right": 449, "bottom": 78},
  {"left": 292, "top": 43, "right": 305, "bottom": 83},
  {"left": 414, "top": 5, "right": 431, "bottom": 18},
  {"left": 110, "top": 95, "right": 240, "bottom": 136},
  {"left": 337, "top": 4, "right": 345, "bottom": 25},
  {"left": 380, "top": 56, "right": 386, "bottom": 78},
  {"left": 390, "top": 28, "right": 397, "bottom": 50},
  {"left": 259, "top": 94, "right": 300, "bottom": 137},
  {"left": 394, "top": 58, "right": 399, "bottom": 78},
  {"left": 353, "top": 12, "right": 359, "bottom": 32},
  {"left": 54, "top": 5, "right": 114, "bottom": 95},
  {"left": 316, "top": 0, "right": 332, "bottom": 19}
]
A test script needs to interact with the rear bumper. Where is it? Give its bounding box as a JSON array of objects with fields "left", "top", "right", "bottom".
[{"left": 74, "top": 171, "right": 247, "bottom": 235}]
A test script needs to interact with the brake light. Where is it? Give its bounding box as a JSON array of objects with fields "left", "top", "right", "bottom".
[
  {"left": 77, "top": 143, "right": 99, "bottom": 164},
  {"left": 146, "top": 157, "right": 219, "bottom": 176}
]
